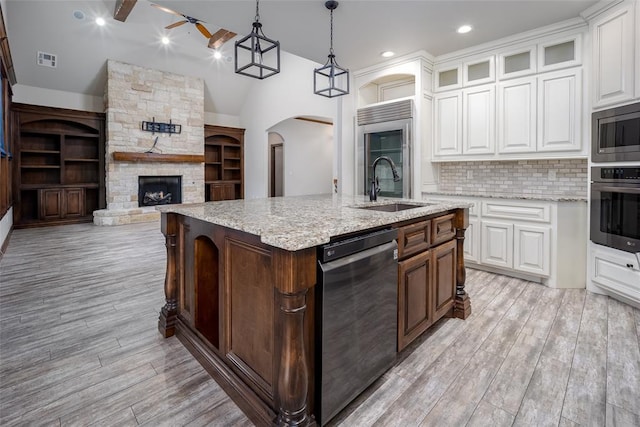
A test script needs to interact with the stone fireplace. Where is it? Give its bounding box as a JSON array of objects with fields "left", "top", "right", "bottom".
[{"left": 93, "top": 60, "right": 204, "bottom": 226}]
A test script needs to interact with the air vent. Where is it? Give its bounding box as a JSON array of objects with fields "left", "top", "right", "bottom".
[
  {"left": 357, "top": 99, "right": 413, "bottom": 126},
  {"left": 37, "top": 51, "right": 57, "bottom": 68}
]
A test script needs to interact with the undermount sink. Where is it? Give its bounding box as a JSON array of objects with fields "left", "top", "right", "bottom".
[{"left": 354, "top": 202, "right": 434, "bottom": 212}]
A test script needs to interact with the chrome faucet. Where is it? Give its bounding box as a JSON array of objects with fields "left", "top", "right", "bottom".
[{"left": 369, "top": 156, "right": 401, "bottom": 201}]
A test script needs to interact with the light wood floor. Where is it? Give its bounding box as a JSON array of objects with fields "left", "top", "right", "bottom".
[{"left": 1, "top": 222, "right": 639, "bottom": 426}]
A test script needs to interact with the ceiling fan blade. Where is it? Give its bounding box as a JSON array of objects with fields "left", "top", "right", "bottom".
[
  {"left": 195, "top": 22, "right": 212, "bottom": 39},
  {"left": 150, "top": 3, "right": 184, "bottom": 18},
  {"left": 165, "top": 20, "right": 188, "bottom": 29},
  {"left": 208, "top": 29, "right": 237, "bottom": 49}
]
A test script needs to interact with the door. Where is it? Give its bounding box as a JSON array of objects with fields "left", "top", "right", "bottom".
[
  {"left": 514, "top": 224, "right": 550, "bottom": 276},
  {"left": 398, "top": 249, "right": 432, "bottom": 351},
  {"left": 64, "top": 188, "right": 85, "bottom": 218},
  {"left": 481, "top": 220, "right": 513, "bottom": 268},
  {"left": 210, "top": 183, "right": 235, "bottom": 201},
  {"left": 537, "top": 68, "right": 582, "bottom": 152},
  {"left": 39, "top": 189, "right": 63, "bottom": 220},
  {"left": 434, "top": 92, "right": 462, "bottom": 156},
  {"left": 463, "top": 85, "right": 495, "bottom": 154},
  {"left": 270, "top": 142, "right": 283, "bottom": 197},
  {"left": 433, "top": 240, "right": 457, "bottom": 320},
  {"left": 365, "top": 128, "right": 405, "bottom": 198},
  {"left": 498, "top": 77, "right": 537, "bottom": 153}
]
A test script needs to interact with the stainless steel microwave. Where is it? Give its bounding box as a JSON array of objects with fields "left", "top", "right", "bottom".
[{"left": 592, "top": 102, "right": 640, "bottom": 162}]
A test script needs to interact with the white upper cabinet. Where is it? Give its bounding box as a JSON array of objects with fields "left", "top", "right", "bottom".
[
  {"left": 590, "top": 1, "right": 636, "bottom": 108},
  {"left": 538, "top": 36, "right": 582, "bottom": 72},
  {"left": 432, "top": 26, "right": 585, "bottom": 161},
  {"left": 537, "top": 68, "right": 582, "bottom": 152},
  {"left": 463, "top": 56, "right": 496, "bottom": 86},
  {"left": 498, "top": 77, "right": 537, "bottom": 153},
  {"left": 498, "top": 46, "right": 537, "bottom": 80},
  {"left": 434, "top": 65, "right": 462, "bottom": 92},
  {"left": 434, "top": 92, "right": 462, "bottom": 155},
  {"left": 463, "top": 85, "right": 495, "bottom": 154}
]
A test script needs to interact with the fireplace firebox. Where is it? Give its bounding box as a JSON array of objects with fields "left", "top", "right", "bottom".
[{"left": 138, "top": 176, "right": 182, "bottom": 207}]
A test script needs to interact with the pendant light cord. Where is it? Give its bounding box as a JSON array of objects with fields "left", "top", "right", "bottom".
[
  {"left": 329, "top": 7, "right": 334, "bottom": 56},
  {"left": 255, "top": 0, "right": 261, "bottom": 22}
]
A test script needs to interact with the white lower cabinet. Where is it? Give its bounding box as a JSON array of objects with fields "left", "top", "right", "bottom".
[
  {"left": 481, "top": 221, "right": 513, "bottom": 268},
  {"left": 588, "top": 243, "right": 640, "bottom": 308},
  {"left": 424, "top": 194, "right": 586, "bottom": 288},
  {"left": 514, "top": 224, "right": 550, "bottom": 276}
]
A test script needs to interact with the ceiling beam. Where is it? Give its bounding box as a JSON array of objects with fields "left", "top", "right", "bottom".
[
  {"left": 114, "top": 0, "right": 138, "bottom": 22},
  {"left": 208, "top": 29, "right": 237, "bottom": 50}
]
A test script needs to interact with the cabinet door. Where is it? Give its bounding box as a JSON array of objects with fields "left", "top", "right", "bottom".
[
  {"left": 463, "top": 85, "right": 495, "bottom": 154},
  {"left": 514, "top": 224, "right": 550, "bottom": 276},
  {"left": 591, "top": 246, "right": 640, "bottom": 302},
  {"left": 498, "top": 77, "right": 536, "bottom": 153},
  {"left": 433, "top": 240, "right": 457, "bottom": 320},
  {"left": 465, "top": 218, "right": 480, "bottom": 263},
  {"left": 591, "top": 2, "right": 635, "bottom": 108},
  {"left": 537, "top": 68, "right": 582, "bottom": 152},
  {"left": 39, "top": 189, "right": 63, "bottom": 220},
  {"left": 210, "top": 183, "right": 236, "bottom": 201},
  {"left": 64, "top": 188, "right": 85, "bottom": 218},
  {"left": 434, "top": 92, "right": 462, "bottom": 156},
  {"left": 398, "top": 250, "right": 432, "bottom": 351},
  {"left": 481, "top": 221, "right": 513, "bottom": 268}
]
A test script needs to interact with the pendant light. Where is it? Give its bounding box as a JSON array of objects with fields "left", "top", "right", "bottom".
[
  {"left": 235, "top": 0, "right": 280, "bottom": 79},
  {"left": 314, "top": 1, "right": 349, "bottom": 98}
]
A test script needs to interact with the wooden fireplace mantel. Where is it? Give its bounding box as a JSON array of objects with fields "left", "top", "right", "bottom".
[{"left": 112, "top": 152, "right": 205, "bottom": 163}]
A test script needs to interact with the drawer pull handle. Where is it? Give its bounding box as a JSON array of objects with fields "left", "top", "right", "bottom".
[{"left": 627, "top": 263, "right": 634, "bottom": 268}]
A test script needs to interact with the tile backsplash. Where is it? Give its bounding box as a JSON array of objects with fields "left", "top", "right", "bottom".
[{"left": 438, "top": 159, "right": 588, "bottom": 197}]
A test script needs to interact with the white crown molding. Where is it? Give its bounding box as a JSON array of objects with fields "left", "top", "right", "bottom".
[
  {"left": 580, "top": 0, "right": 627, "bottom": 21},
  {"left": 353, "top": 50, "right": 434, "bottom": 79}
]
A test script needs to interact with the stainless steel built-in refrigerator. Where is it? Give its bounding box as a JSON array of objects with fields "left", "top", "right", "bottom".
[{"left": 357, "top": 99, "right": 412, "bottom": 199}]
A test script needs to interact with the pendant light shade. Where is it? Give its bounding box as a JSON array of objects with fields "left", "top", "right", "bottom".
[
  {"left": 235, "top": 0, "right": 280, "bottom": 79},
  {"left": 314, "top": 1, "right": 349, "bottom": 98}
]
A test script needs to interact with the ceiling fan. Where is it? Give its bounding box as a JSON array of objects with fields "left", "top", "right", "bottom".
[{"left": 150, "top": 3, "right": 236, "bottom": 49}]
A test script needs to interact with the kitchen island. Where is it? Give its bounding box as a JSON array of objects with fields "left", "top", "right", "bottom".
[{"left": 156, "top": 194, "right": 471, "bottom": 426}]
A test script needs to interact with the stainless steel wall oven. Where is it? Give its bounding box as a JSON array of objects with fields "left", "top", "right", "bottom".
[
  {"left": 592, "top": 102, "right": 640, "bottom": 162},
  {"left": 590, "top": 167, "right": 640, "bottom": 253}
]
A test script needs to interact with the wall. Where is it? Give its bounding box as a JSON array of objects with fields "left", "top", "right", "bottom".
[
  {"left": 437, "top": 159, "right": 588, "bottom": 197},
  {"left": 0, "top": 206, "right": 11, "bottom": 254},
  {"left": 102, "top": 60, "right": 204, "bottom": 213},
  {"left": 239, "top": 51, "right": 336, "bottom": 199},
  {"left": 268, "top": 118, "right": 333, "bottom": 197},
  {"left": 12, "top": 84, "right": 104, "bottom": 112}
]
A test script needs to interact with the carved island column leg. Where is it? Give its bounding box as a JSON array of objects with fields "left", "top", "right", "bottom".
[
  {"left": 454, "top": 208, "right": 472, "bottom": 319},
  {"left": 158, "top": 212, "right": 179, "bottom": 337},
  {"left": 273, "top": 248, "right": 316, "bottom": 427}
]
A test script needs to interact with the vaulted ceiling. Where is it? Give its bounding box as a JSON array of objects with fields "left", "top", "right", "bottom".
[{"left": 4, "top": 0, "right": 601, "bottom": 116}]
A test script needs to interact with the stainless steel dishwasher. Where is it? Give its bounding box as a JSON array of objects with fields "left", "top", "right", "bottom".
[{"left": 316, "top": 228, "right": 398, "bottom": 425}]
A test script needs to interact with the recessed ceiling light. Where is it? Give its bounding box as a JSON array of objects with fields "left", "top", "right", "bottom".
[
  {"left": 95, "top": 17, "right": 106, "bottom": 26},
  {"left": 381, "top": 51, "right": 395, "bottom": 58},
  {"left": 161, "top": 36, "right": 170, "bottom": 45},
  {"left": 457, "top": 25, "right": 472, "bottom": 34},
  {"left": 213, "top": 50, "right": 222, "bottom": 59}
]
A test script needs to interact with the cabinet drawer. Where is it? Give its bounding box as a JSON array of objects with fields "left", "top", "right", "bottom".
[
  {"left": 482, "top": 201, "right": 550, "bottom": 222},
  {"left": 432, "top": 213, "right": 456, "bottom": 246},
  {"left": 592, "top": 249, "right": 640, "bottom": 302},
  {"left": 398, "top": 220, "right": 431, "bottom": 259}
]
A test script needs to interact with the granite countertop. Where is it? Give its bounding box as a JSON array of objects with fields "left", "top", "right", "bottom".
[
  {"left": 423, "top": 191, "right": 588, "bottom": 202},
  {"left": 157, "top": 194, "right": 471, "bottom": 251}
]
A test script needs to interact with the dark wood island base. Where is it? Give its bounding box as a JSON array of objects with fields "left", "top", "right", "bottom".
[{"left": 157, "top": 202, "right": 470, "bottom": 426}]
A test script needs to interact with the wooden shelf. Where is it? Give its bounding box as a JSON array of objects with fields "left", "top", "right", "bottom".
[{"left": 113, "top": 152, "right": 205, "bottom": 163}]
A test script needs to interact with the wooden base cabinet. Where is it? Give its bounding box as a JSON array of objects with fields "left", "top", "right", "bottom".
[
  {"left": 397, "top": 218, "right": 458, "bottom": 351},
  {"left": 39, "top": 188, "right": 85, "bottom": 220}
]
